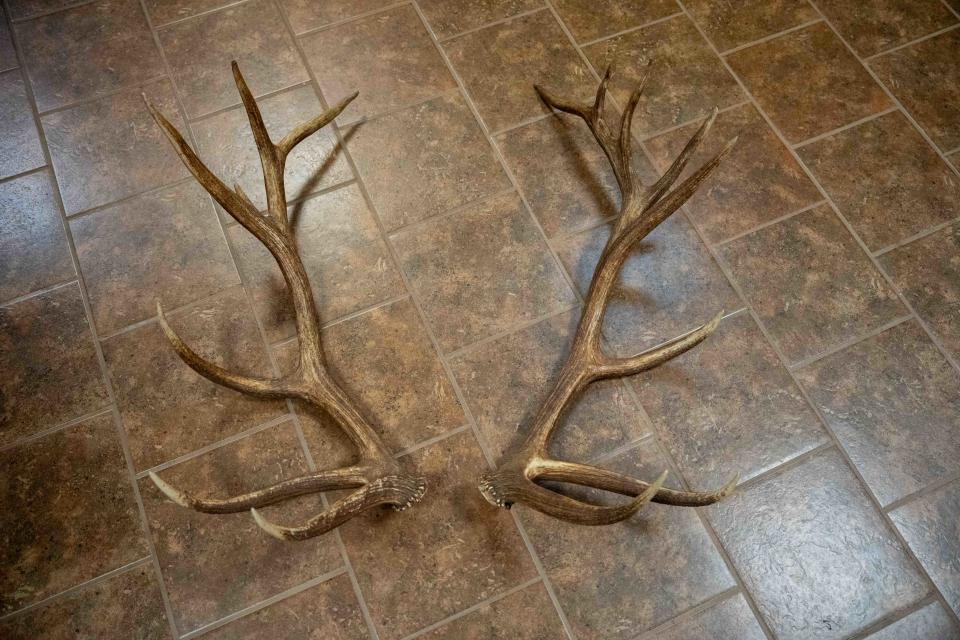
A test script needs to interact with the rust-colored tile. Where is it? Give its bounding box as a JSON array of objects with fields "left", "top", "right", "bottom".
[
  {"left": 797, "top": 321, "right": 960, "bottom": 506},
  {"left": 583, "top": 14, "right": 744, "bottom": 138},
  {"left": 0, "top": 284, "right": 108, "bottom": 444},
  {"left": 870, "top": 29, "right": 960, "bottom": 151},
  {"left": 817, "top": 0, "right": 957, "bottom": 57},
  {"left": 717, "top": 204, "right": 904, "bottom": 364},
  {"left": 0, "top": 8, "right": 17, "bottom": 72},
  {"left": 142, "top": 421, "right": 342, "bottom": 633},
  {"left": 727, "top": 23, "right": 891, "bottom": 144},
  {"left": 710, "top": 449, "right": 928, "bottom": 639},
  {"left": 419, "top": 0, "right": 543, "bottom": 40},
  {"left": 0, "top": 170, "right": 74, "bottom": 302},
  {"left": 15, "top": 0, "right": 162, "bottom": 112},
  {"left": 650, "top": 594, "right": 767, "bottom": 640},
  {"left": 865, "top": 602, "right": 960, "bottom": 640},
  {"left": 799, "top": 111, "right": 959, "bottom": 251},
  {"left": 553, "top": 213, "right": 741, "bottom": 354},
  {"left": 0, "top": 414, "right": 148, "bottom": 614},
  {"left": 684, "top": 0, "right": 818, "bottom": 52},
  {"left": 392, "top": 192, "right": 575, "bottom": 353},
  {"left": 280, "top": 0, "right": 395, "bottom": 34},
  {"left": 158, "top": 0, "right": 308, "bottom": 118},
  {"left": 553, "top": 0, "right": 678, "bottom": 44},
  {"left": 450, "top": 309, "right": 648, "bottom": 464},
  {"left": 103, "top": 286, "right": 285, "bottom": 471},
  {"left": 0, "top": 70, "right": 44, "bottom": 179},
  {"left": 72, "top": 181, "right": 237, "bottom": 335},
  {"left": 228, "top": 184, "right": 403, "bottom": 342},
  {"left": 0, "top": 564, "right": 170, "bottom": 639},
  {"left": 42, "top": 78, "right": 189, "bottom": 215},
  {"left": 340, "top": 430, "right": 537, "bottom": 640},
  {"left": 646, "top": 103, "right": 821, "bottom": 244},
  {"left": 346, "top": 93, "right": 509, "bottom": 230},
  {"left": 445, "top": 10, "right": 595, "bottom": 133},
  {"left": 144, "top": 0, "right": 238, "bottom": 26},
  {"left": 633, "top": 312, "right": 826, "bottom": 491},
  {"left": 301, "top": 5, "right": 455, "bottom": 123}
]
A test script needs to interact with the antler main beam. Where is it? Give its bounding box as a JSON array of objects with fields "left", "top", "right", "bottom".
[{"left": 478, "top": 66, "right": 739, "bottom": 525}]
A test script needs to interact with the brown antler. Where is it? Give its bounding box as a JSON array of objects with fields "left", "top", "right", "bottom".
[
  {"left": 478, "top": 66, "right": 740, "bottom": 525},
  {"left": 143, "top": 62, "right": 425, "bottom": 541}
]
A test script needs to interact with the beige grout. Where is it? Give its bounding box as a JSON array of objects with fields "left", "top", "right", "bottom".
[
  {"left": 862, "top": 21, "right": 960, "bottom": 61},
  {"left": 711, "top": 199, "right": 827, "bottom": 248},
  {"left": 289, "top": 0, "right": 411, "bottom": 39},
  {"left": 33, "top": 73, "right": 169, "bottom": 117},
  {"left": 434, "top": 4, "right": 549, "bottom": 43},
  {"left": 576, "top": 10, "right": 685, "bottom": 48},
  {"left": 148, "top": 0, "right": 253, "bottom": 29},
  {"left": 184, "top": 78, "right": 313, "bottom": 123},
  {"left": 872, "top": 216, "right": 960, "bottom": 257},
  {"left": 786, "top": 314, "right": 914, "bottom": 371},
  {"left": 718, "top": 17, "right": 824, "bottom": 55},
  {"left": 632, "top": 586, "right": 743, "bottom": 640},
  {"left": 0, "top": 276, "right": 78, "bottom": 309},
  {"left": 6, "top": 0, "right": 94, "bottom": 22},
  {"left": 790, "top": 105, "right": 900, "bottom": 149}
]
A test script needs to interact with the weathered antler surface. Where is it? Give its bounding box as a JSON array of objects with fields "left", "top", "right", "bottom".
[
  {"left": 144, "top": 62, "right": 425, "bottom": 541},
  {"left": 478, "top": 67, "right": 740, "bottom": 525}
]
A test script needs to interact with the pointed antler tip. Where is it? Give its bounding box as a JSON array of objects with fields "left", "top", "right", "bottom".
[
  {"left": 251, "top": 508, "right": 290, "bottom": 541},
  {"left": 149, "top": 471, "right": 191, "bottom": 508}
]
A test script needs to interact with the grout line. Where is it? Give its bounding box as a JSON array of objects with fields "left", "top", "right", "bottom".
[
  {"left": 846, "top": 593, "right": 940, "bottom": 640},
  {"left": 0, "top": 405, "right": 113, "bottom": 453},
  {"left": 872, "top": 216, "right": 960, "bottom": 258},
  {"left": 633, "top": 586, "right": 741, "bottom": 640},
  {"left": 488, "top": 110, "right": 555, "bottom": 137},
  {"left": 639, "top": 99, "right": 752, "bottom": 141},
  {"left": 393, "top": 424, "right": 471, "bottom": 459},
  {"left": 185, "top": 78, "right": 313, "bottom": 124},
  {"left": 291, "top": 0, "right": 411, "bottom": 39},
  {"left": 335, "top": 87, "right": 462, "bottom": 128},
  {"left": 61, "top": 176, "right": 196, "bottom": 222},
  {"left": 791, "top": 105, "right": 899, "bottom": 149},
  {"left": 787, "top": 314, "right": 913, "bottom": 371},
  {"left": 435, "top": 4, "right": 549, "bottom": 43},
  {"left": 6, "top": 0, "right": 95, "bottom": 22},
  {"left": 444, "top": 302, "right": 580, "bottom": 360},
  {"left": 148, "top": 0, "right": 253, "bottom": 29},
  {"left": 882, "top": 469, "right": 960, "bottom": 515},
  {"left": 384, "top": 186, "right": 517, "bottom": 239},
  {"left": 862, "top": 21, "right": 960, "bottom": 61},
  {"left": 577, "top": 10, "right": 685, "bottom": 47},
  {"left": 0, "top": 163, "right": 47, "bottom": 185},
  {"left": 712, "top": 199, "right": 827, "bottom": 248},
  {"left": 0, "top": 277, "right": 78, "bottom": 308},
  {"left": 34, "top": 74, "right": 169, "bottom": 117},
  {"left": 718, "top": 17, "right": 824, "bottom": 55}
]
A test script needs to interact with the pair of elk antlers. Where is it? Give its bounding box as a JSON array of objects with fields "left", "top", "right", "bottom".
[{"left": 145, "top": 62, "right": 738, "bottom": 541}]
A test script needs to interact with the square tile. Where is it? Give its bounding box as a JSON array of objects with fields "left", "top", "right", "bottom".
[
  {"left": 0, "top": 283, "right": 108, "bottom": 445},
  {"left": 72, "top": 181, "right": 238, "bottom": 335},
  {"left": 280, "top": 0, "right": 396, "bottom": 34},
  {"left": 708, "top": 449, "right": 928, "bottom": 640},
  {"left": 419, "top": 0, "right": 543, "bottom": 40},
  {"left": 445, "top": 10, "right": 595, "bottom": 133},
  {"left": 15, "top": 0, "right": 162, "bottom": 112},
  {"left": 144, "top": 0, "right": 239, "bottom": 26},
  {"left": 651, "top": 594, "right": 767, "bottom": 640},
  {"left": 346, "top": 92, "right": 510, "bottom": 230},
  {"left": 553, "top": 0, "right": 678, "bottom": 44},
  {"left": 864, "top": 602, "right": 960, "bottom": 640},
  {"left": 0, "top": 70, "right": 44, "bottom": 179},
  {"left": 799, "top": 111, "right": 960, "bottom": 251},
  {"left": 717, "top": 204, "right": 904, "bottom": 364},
  {"left": 421, "top": 581, "right": 566, "bottom": 639},
  {"left": 0, "top": 414, "right": 148, "bottom": 614},
  {"left": 392, "top": 192, "right": 575, "bottom": 353},
  {"left": 42, "top": 78, "right": 189, "bottom": 215},
  {"left": 0, "top": 8, "right": 17, "bottom": 73},
  {"left": 727, "top": 23, "right": 891, "bottom": 144},
  {"left": 816, "top": 0, "right": 957, "bottom": 57},
  {"left": 684, "top": 0, "right": 818, "bottom": 52}
]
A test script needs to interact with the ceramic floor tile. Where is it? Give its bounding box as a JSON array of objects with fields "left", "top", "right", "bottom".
[
  {"left": 144, "top": 0, "right": 240, "bottom": 26},
  {"left": 684, "top": 0, "right": 818, "bottom": 52},
  {"left": 0, "top": 70, "right": 44, "bottom": 180},
  {"left": 816, "top": 0, "right": 957, "bottom": 57},
  {"left": 646, "top": 593, "right": 767, "bottom": 640},
  {"left": 552, "top": 0, "right": 679, "bottom": 44},
  {"left": 419, "top": 0, "right": 543, "bottom": 40},
  {"left": 0, "top": 8, "right": 15, "bottom": 72},
  {"left": 6, "top": 0, "right": 81, "bottom": 20},
  {"left": 864, "top": 601, "right": 960, "bottom": 640}
]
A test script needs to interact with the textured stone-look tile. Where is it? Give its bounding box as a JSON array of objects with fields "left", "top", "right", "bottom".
[
  {"left": 870, "top": 29, "right": 960, "bottom": 151},
  {"left": 229, "top": 184, "right": 403, "bottom": 342},
  {"left": 728, "top": 23, "right": 891, "bottom": 144},
  {"left": 552, "top": 0, "right": 678, "bottom": 44},
  {"left": 684, "top": 0, "right": 818, "bottom": 52},
  {"left": 445, "top": 10, "right": 595, "bottom": 133},
  {"left": 0, "top": 171, "right": 74, "bottom": 302},
  {"left": 797, "top": 322, "right": 960, "bottom": 506},
  {"left": 42, "top": 79, "right": 189, "bottom": 215},
  {"left": 158, "top": 0, "right": 308, "bottom": 118},
  {"left": 799, "top": 111, "right": 960, "bottom": 251},
  {"left": 144, "top": 0, "right": 238, "bottom": 26},
  {"left": 0, "top": 284, "right": 108, "bottom": 444},
  {"left": 15, "top": 0, "right": 162, "bottom": 112},
  {"left": 103, "top": 286, "right": 284, "bottom": 470},
  {"left": 0, "top": 8, "right": 15, "bottom": 72},
  {"left": 72, "top": 181, "right": 237, "bottom": 335},
  {"left": 816, "top": 0, "right": 957, "bottom": 57},
  {"left": 709, "top": 450, "right": 928, "bottom": 640},
  {"left": 451, "top": 309, "right": 647, "bottom": 463},
  {"left": 142, "top": 421, "right": 342, "bottom": 633},
  {"left": 420, "top": 0, "right": 543, "bottom": 40},
  {"left": 717, "top": 205, "right": 903, "bottom": 364},
  {"left": 583, "top": 15, "right": 744, "bottom": 138},
  {"left": 647, "top": 103, "right": 820, "bottom": 244},
  {"left": 341, "top": 430, "right": 537, "bottom": 640},
  {"left": 393, "top": 192, "right": 575, "bottom": 353},
  {"left": 301, "top": 5, "right": 455, "bottom": 123},
  {"left": 523, "top": 440, "right": 734, "bottom": 638},
  {"left": 648, "top": 594, "right": 767, "bottom": 640},
  {"left": 0, "top": 564, "right": 170, "bottom": 640},
  {"left": 633, "top": 312, "right": 826, "bottom": 491},
  {"left": 865, "top": 602, "right": 960, "bottom": 640},
  {"left": 0, "top": 71, "right": 44, "bottom": 179},
  {"left": 280, "top": 0, "right": 395, "bottom": 34},
  {"left": 554, "top": 214, "right": 741, "bottom": 354},
  {"left": 348, "top": 93, "right": 509, "bottom": 230},
  {"left": 6, "top": 0, "right": 80, "bottom": 19},
  {"left": 879, "top": 224, "right": 960, "bottom": 361},
  {"left": 0, "top": 414, "right": 148, "bottom": 614}
]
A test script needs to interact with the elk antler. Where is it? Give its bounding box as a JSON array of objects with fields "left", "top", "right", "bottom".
[
  {"left": 478, "top": 66, "right": 740, "bottom": 525},
  {"left": 143, "top": 62, "right": 425, "bottom": 541}
]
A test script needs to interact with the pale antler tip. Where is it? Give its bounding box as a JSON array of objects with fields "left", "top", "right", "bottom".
[
  {"left": 251, "top": 508, "right": 290, "bottom": 541},
  {"left": 149, "top": 471, "right": 191, "bottom": 508}
]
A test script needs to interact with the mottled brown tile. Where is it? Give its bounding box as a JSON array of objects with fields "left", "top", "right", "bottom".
[
  {"left": 72, "top": 181, "right": 237, "bottom": 335},
  {"left": 0, "top": 170, "right": 74, "bottom": 302},
  {"left": 16, "top": 0, "right": 162, "bottom": 112},
  {"left": 0, "top": 414, "right": 148, "bottom": 614},
  {"left": 552, "top": 0, "right": 678, "bottom": 43},
  {"left": 717, "top": 205, "right": 903, "bottom": 364},
  {"left": 103, "top": 286, "right": 284, "bottom": 470},
  {"left": 817, "top": 0, "right": 957, "bottom": 57},
  {"left": 142, "top": 421, "right": 342, "bottom": 633},
  {"left": 392, "top": 192, "right": 575, "bottom": 352},
  {"left": 341, "top": 430, "right": 536, "bottom": 639},
  {"left": 42, "top": 78, "right": 189, "bottom": 215},
  {"left": 158, "top": 0, "right": 308, "bottom": 118},
  {"left": 710, "top": 449, "right": 928, "bottom": 640},
  {"left": 280, "top": 0, "right": 395, "bottom": 34},
  {"left": 0, "top": 284, "right": 108, "bottom": 444},
  {"left": 420, "top": 0, "right": 543, "bottom": 40},
  {"left": 728, "top": 23, "right": 891, "bottom": 144},
  {"left": 445, "top": 10, "right": 595, "bottom": 133},
  {"left": 5, "top": 0, "right": 80, "bottom": 20},
  {"left": 647, "top": 103, "right": 821, "bottom": 244},
  {"left": 583, "top": 14, "right": 744, "bottom": 138},
  {"left": 865, "top": 602, "right": 960, "bottom": 640},
  {"left": 301, "top": 5, "right": 455, "bottom": 123},
  {"left": 684, "top": 0, "right": 818, "bottom": 52},
  {"left": 347, "top": 92, "right": 509, "bottom": 230},
  {"left": 0, "top": 70, "right": 44, "bottom": 179},
  {"left": 144, "top": 0, "right": 238, "bottom": 26},
  {"left": 0, "top": 8, "right": 17, "bottom": 72},
  {"left": 648, "top": 594, "right": 767, "bottom": 640}
]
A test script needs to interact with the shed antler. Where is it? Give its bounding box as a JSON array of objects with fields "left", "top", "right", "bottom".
[
  {"left": 478, "top": 67, "right": 740, "bottom": 525},
  {"left": 143, "top": 62, "right": 425, "bottom": 541}
]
